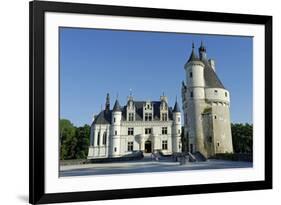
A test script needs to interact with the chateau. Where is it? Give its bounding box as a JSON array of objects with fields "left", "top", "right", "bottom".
[
  {"left": 87, "top": 94, "right": 182, "bottom": 159},
  {"left": 182, "top": 42, "right": 233, "bottom": 157},
  {"left": 88, "top": 42, "right": 233, "bottom": 160}
]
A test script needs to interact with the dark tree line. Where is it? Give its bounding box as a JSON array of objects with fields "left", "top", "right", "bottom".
[
  {"left": 231, "top": 123, "right": 253, "bottom": 154},
  {"left": 60, "top": 119, "right": 90, "bottom": 160}
]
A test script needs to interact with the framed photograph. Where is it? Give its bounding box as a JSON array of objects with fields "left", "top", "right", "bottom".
[{"left": 29, "top": 0, "right": 272, "bottom": 204}]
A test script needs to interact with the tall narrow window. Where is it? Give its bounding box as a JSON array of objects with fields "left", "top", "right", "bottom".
[
  {"left": 190, "top": 91, "right": 193, "bottom": 98},
  {"left": 189, "top": 72, "right": 193, "bottom": 78},
  {"left": 113, "top": 117, "right": 116, "bottom": 123},
  {"left": 162, "top": 113, "right": 167, "bottom": 121},
  {"left": 145, "top": 113, "right": 152, "bottom": 121},
  {"left": 128, "top": 113, "right": 134, "bottom": 121},
  {"left": 114, "top": 130, "right": 117, "bottom": 135},
  {"left": 225, "top": 92, "right": 228, "bottom": 97},
  {"left": 162, "top": 140, "right": 168, "bottom": 150},
  {"left": 128, "top": 142, "right": 134, "bottom": 151},
  {"left": 145, "top": 128, "right": 152, "bottom": 134},
  {"left": 97, "top": 131, "right": 100, "bottom": 146},
  {"left": 162, "top": 127, "right": 168, "bottom": 135},
  {"left": 102, "top": 132, "right": 107, "bottom": 145},
  {"left": 128, "top": 128, "right": 134, "bottom": 135}
]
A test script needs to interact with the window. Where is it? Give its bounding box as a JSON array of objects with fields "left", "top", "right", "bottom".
[
  {"left": 190, "top": 91, "right": 193, "bottom": 98},
  {"left": 217, "top": 142, "right": 220, "bottom": 147},
  {"left": 162, "top": 127, "right": 168, "bottom": 135},
  {"left": 162, "top": 113, "right": 168, "bottom": 121},
  {"left": 214, "top": 90, "right": 218, "bottom": 94},
  {"left": 128, "top": 142, "right": 134, "bottom": 151},
  {"left": 102, "top": 132, "right": 107, "bottom": 145},
  {"left": 113, "top": 117, "right": 116, "bottom": 123},
  {"left": 177, "top": 117, "right": 180, "bottom": 122},
  {"left": 178, "top": 129, "right": 181, "bottom": 134},
  {"left": 145, "top": 128, "right": 152, "bottom": 134},
  {"left": 214, "top": 115, "right": 217, "bottom": 119},
  {"left": 208, "top": 136, "right": 212, "bottom": 143},
  {"left": 114, "top": 130, "right": 117, "bottom": 135},
  {"left": 114, "top": 147, "right": 117, "bottom": 152},
  {"left": 225, "top": 92, "right": 228, "bottom": 97},
  {"left": 128, "top": 128, "right": 134, "bottom": 135},
  {"left": 145, "top": 113, "right": 152, "bottom": 121},
  {"left": 128, "top": 113, "right": 134, "bottom": 121},
  {"left": 162, "top": 140, "right": 168, "bottom": 150},
  {"left": 97, "top": 132, "right": 100, "bottom": 146},
  {"left": 189, "top": 72, "right": 193, "bottom": 78}
]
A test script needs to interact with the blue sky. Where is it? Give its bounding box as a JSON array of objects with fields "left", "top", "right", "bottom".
[{"left": 60, "top": 27, "right": 253, "bottom": 126}]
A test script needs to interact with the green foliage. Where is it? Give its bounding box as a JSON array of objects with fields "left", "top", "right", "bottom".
[
  {"left": 60, "top": 119, "right": 90, "bottom": 160},
  {"left": 231, "top": 123, "right": 253, "bottom": 154}
]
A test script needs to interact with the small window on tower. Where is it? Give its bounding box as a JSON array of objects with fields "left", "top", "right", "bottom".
[
  {"left": 225, "top": 92, "right": 228, "bottom": 97},
  {"left": 214, "top": 90, "right": 218, "bottom": 94},
  {"left": 189, "top": 72, "right": 193, "bottom": 78},
  {"left": 190, "top": 91, "right": 193, "bottom": 98}
]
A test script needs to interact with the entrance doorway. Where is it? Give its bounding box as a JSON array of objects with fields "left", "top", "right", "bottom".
[
  {"left": 190, "top": 144, "right": 194, "bottom": 153},
  {"left": 145, "top": 140, "right": 152, "bottom": 153}
]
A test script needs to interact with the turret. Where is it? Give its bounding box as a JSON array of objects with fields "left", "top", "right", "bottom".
[
  {"left": 110, "top": 99, "right": 122, "bottom": 157},
  {"left": 184, "top": 43, "right": 205, "bottom": 98},
  {"left": 172, "top": 99, "right": 182, "bottom": 153},
  {"left": 184, "top": 43, "right": 206, "bottom": 155}
]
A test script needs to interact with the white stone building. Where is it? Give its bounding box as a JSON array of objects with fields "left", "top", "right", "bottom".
[
  {"left": 88, "top": 94, "right": 182, "bottom": 159},
  {"left": 182, "top": 42, "right": 233, "bottom": 157}
]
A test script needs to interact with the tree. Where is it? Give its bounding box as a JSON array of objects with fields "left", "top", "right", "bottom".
[
  {"left": 60, "top": 119, "right": 76, "bottom": 160},
  {"left": 59, "top": 119, "right": 91, "bottom": 160},
  {"left": 231, "top": 123, "right": 253, "bottom": 154},
  {"left": 74, "top": 125, "right": 90, "bottom": 159}
]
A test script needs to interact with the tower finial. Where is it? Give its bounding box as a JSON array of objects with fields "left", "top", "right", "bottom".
[
  {"left": 129, "top": 88, "right": 132, "bottom": 97},
  {"left": 187, "top": 41, "right": 199, "bottom": 62},
  {"left": 199, "top": 40, "right": 207, "bottom": 59},
  {"left": 105, "top": 93, "right": 110, "bottom": 111}
]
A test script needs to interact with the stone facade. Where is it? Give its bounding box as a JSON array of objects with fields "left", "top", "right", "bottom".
[
  {"left": 88, "top": 94, "right": 182, "bottom": 159},
  {"left": 181, "top": 42, "right": 233, "bottom": 157}
]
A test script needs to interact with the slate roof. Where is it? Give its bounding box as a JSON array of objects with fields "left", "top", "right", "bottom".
[
  {"left": 173, "top": 101, "right": 181, "bottom": 112},
  {"left": 186, "top": 44, "right": 225, "bottom": 89},
  {"left": 112, "top": 99, "right": 122, "bottom": 111},
  {"left": 202, "top": 59, "right": 225, "bottom": 89},
  {"left": 93, "top": 101, "right": 174, "bottom": 125}
]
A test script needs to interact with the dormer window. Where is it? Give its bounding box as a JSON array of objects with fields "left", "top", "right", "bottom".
[
  {"left": 161, "top": 113, "right": 168, "bottom": 121},
  {"left": 145, "top": 113, "right": 152, "bottom": 121},
  {"left": 128, "top": 113, "right": 134, "bottom": 121}
]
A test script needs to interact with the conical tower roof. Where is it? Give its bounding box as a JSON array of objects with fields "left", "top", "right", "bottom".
[
  {"left": 187, "top": 42, "right": 199, "bottom": 62},
  {"left": 173, "top": 101, "right": 181, "bottom": 113},
  {"left": 113, "top": 99, "right": 122, "bottom": 112}
]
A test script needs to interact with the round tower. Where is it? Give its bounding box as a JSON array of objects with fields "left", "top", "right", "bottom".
[
  {"left": 184, "top": 43, "right": 206, "bottom": 155},
  {"left": 172, "top": 100, "right": 182, "bottom": 153},
  {"left": 110, "top": 99, "right": 122, "bottom": 157}
]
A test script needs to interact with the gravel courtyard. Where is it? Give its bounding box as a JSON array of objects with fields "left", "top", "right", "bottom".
[{"left": 60, "top": 158, "right": 253, "bottom": 177}]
